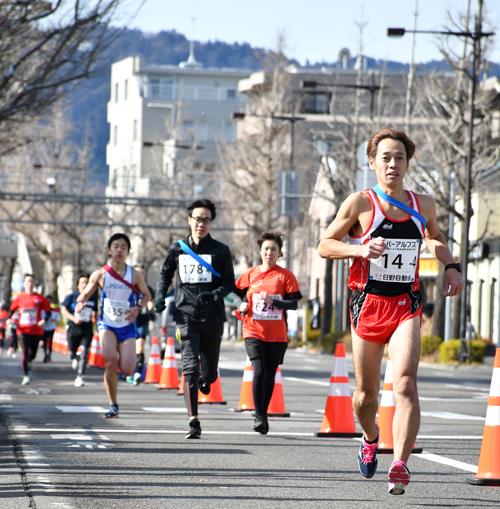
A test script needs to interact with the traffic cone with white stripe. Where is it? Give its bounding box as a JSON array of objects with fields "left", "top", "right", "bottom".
[
  {"left": 53, "top": 327, "right": 66, "bottom": 354},
  {"left": 468, "top": 347, "right": 500, "bottom": 486},
  {"left": 87, "top": 335, "right": 105, "bottom": 368},
  {"left": 145, "top": 336, "right": 162, "bottom": 384},
  {"left": 198, "top": 370, "right": 227, "bottom": 404},
  {"left": 157, "top": 337, "right": 179, "bottom": 389},
  {"left": 378, "top": 359, "right": 422, "bottom": 454},
  {"left": 316, "top": 342, "right": 361, "bottom": 437},
  {"left": 235, "top": 357, "right": 255, "bottom": 412},
  {"left": 267, "top": 367, "right": 290, "bottom": 417}
]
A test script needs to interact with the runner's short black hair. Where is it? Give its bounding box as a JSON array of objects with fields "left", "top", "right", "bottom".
[
  {"left": 187, "top": 199, "right": 216, "bottom": 220},
  {"left": 77, "top": 273, "right": 90, "bottom": 281},
  {"left": 257, "top": 232, "right": 284, "bottom": 253},
  {"left": 107, "top": 233, "right": 131, "bottom": 250}
]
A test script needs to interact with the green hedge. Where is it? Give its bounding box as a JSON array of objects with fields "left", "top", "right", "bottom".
[
  {"left": 438, "top": 339, "right": 488, "bottom": 363},
  {"left": 421, "top": 335, "right": 442, "bottom": 356}
]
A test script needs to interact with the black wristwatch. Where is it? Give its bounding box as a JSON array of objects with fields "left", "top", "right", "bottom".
[{"left": 445, "top": 263, "right": 462, "bottom": 273}]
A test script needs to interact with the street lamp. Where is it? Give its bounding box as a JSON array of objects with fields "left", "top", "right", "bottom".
[{"left": 388, "top": 7, "right": 495, "bottom": 353}]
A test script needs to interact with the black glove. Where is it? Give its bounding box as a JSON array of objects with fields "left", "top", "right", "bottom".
[
  {"left": 155, "top": 299, "right": 166, "bottom": 314},
  {"left": 196, "top": 292, "right": 216, "bottom": 307}
]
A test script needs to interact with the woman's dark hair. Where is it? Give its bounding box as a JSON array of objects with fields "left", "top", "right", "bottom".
[
  {"left": 187, "top": 199, "right": 216, "bottom": 220},
  {"left": 366, "top": 127, "right": 416, "bottom": 161},
  {"left": 107, "top": 233, "right": 131, "bottom": 250},
  {"left": 257, "top": 232, "right": 284, "bottom": 252}
]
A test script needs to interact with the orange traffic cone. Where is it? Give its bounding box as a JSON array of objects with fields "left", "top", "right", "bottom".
[
  {"left": 177, "top": 372, "right": 185, "bottom": 396},
  {"left": 317, "top": 342, "right": 361, "bottom": 437},
  {"left": 468, "top": 347, "right": 500, "bottom": 486},
  {"left": 235, "top": 357, "right": 255, "bottom": 412},
  {"left": 378, "top": 359, "right": 422, "bottom": 453},
  {"left": 157, "top": 337, "right": 179, "bottom": 390},
  {"left": 267, "top": 367, "right": 290, "bottom": 417},
  {"left": 145, "top": 336, "right": 162, "bottom": 384},
  {"left": 198, "top": 371, "right": 227, "bottom": 405},
  {"left": 87, "top": 335, "right": 105, "bottom": 368},
  {"left": 52, "top": 327, "right": 66, "bottom": 354}
]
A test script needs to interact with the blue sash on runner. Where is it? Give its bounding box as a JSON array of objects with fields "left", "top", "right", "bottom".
[
  {"left": 372, "top": 185, "right": 427, "bottom": 229},
  {"left": 178, "top": 240, "right": 222, "bottom": 279}
]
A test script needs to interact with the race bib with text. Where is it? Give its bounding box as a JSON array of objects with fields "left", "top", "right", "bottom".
[
  {"left": 179, "top": 254, "right": 213, "bottom": 284},
  {"left": 252, "top": 294, "right": 283, "bottom": 321},
  {"left": 369, "top": 238, "right": 420, "bottom": 283}
]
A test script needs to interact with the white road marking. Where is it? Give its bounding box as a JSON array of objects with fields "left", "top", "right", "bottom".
[
  {"left": 421, "top": 411, "right": 484, "bottom": 421},
  {"left": 416, "top": 435, "right": 483, "bottom": 440},
  {"left": 416, "top": 452, "right": 478, "bottom": 473},
  {"left": 419, "top": 396, "right": 486, "bottom": 402},
  {"left": 142, "top": 407, "right": 189, "bottom": 413},
  {"left": 51, "top": 434, "right": 93, "bottom": 440},
  {"left": 285, "top": 376, "right": 329, "bottom": 387},
  {"left": 56, "top": 405, "right": 106, "bottom": 413},
  {"left": 0, "top": 394, "right": 12, "bottom": 401},
  {"left": 13, "top": 426, "right": 483, "bottom": 441},
  {"left": 445, "top": 383, "right": 489, "bottom": 393}
]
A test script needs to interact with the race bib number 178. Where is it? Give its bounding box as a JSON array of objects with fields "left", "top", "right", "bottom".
[{"left": 179, "top": 254, "right": 213, "bottom": 283}]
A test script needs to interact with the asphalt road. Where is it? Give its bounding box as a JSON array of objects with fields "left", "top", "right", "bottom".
[{"left": 0, "top": 341, "right": 498, "bottom": 508}]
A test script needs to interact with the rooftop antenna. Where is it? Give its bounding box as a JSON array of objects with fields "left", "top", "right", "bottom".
[
  {"left": 179, "top": 17, "right": 201, "bottom": 68},
  {"left": 405, "top": 0, "right": 419, "bottom": 131}
]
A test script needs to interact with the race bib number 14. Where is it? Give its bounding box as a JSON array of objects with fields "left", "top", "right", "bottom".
[{"left": 369, "top": 238, "right": 420, "bottom": 283}]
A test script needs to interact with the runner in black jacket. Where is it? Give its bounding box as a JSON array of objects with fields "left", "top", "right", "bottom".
[{"left": 155, "top": 198, "right": 236, "bottom": 439}]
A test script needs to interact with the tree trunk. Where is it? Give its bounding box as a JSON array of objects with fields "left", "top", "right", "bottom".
[
  {"left": 1, "top": 257, "right": 15, "bottom": 305},
  {"left": 431, "top": 269, "right": 446, "bottom": 338},
  {"left": 320, "top": 258, "right": 333, "bottom": 344}
]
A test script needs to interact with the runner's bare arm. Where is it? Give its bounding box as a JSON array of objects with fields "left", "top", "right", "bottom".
[
  {"left": 318, "top": 192, "right": 385, "bottom": 260},
  {"left": 76, "top": 268, "right": 102, "bottom": 304},
  {"left": 420, "top": 195, "right": 464, "bottom": 296},
  {"left": 60, "top": 305, "right": 79, "bottom": 324}
]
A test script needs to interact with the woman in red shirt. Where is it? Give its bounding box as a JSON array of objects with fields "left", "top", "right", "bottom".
[
  {"left": 236, "top": 233, "right": 302, "bottom": 434},
  {"left": 10, "top": 274, "right": 51, "bottom": 385}
]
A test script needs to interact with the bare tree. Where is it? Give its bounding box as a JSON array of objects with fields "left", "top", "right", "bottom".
[
  {"left": 406, "top": 1, "right": 499, "bottom": 338},
  {"left": 0, "top": 0, "right": 130, "bottom": 156},
  {"left": 0, "top": 103, "right": 105, "bottom": 294}
]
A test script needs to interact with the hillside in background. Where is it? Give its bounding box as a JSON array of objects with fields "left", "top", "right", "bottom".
[{"left": 66, "top": 27, "right": 499, "bottom": 184}]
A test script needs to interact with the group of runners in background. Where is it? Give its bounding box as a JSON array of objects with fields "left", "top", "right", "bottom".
[{"left": 0, "top": 127, "right": 464, "bottom": 496}]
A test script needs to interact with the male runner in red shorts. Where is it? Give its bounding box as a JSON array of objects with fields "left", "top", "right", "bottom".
[{"left": 318, "top": 127, "right": 463, "bottom": 495}]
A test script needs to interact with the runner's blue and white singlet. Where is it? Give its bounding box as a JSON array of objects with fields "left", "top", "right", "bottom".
[{"left": 99, "top": 265, "right": 139, "bottom": 328}]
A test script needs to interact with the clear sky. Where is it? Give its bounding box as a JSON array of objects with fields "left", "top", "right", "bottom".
[{"left": 114, "top": 0, "right": 499, "bottom": 65}]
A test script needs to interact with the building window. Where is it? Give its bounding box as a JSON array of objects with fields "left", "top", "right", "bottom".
[
  {"left": 110, "top": 169, "right": 117, "bottom": 189},
  {"left": 223, "top": 120, "right": 235, "bottom": 142},
  {"left": 478, "top": 279, "right": 484, "bottom": 336},
  {"left": 148, "top": 77, "right": 173, "bottom": 99},
  {"left": 114, "top": 83, "right": 119, "bottom": 102},
  {"left": 226, "top": 88, "right": 236, "bottom": 100},
  {"left": 195, "top": 121, "right": 208, "bottom": 142},
  {"left": 133, "top": 119, "right": 137, "bottom": 141},
  {"left": 124, "top": 79, "right": 128, "bottom": 100},
  {"left": 113, "top": 125, "right": 118, "bottom": 146},
  {"left": 181, "top": 120, "right": 194, "bottom": 140}
]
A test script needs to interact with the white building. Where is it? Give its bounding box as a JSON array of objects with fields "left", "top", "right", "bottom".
[{"left": 106, "top": 54, "right": 250, "bottom": 200}]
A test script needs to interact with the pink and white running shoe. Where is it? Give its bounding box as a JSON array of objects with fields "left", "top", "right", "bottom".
[{"left": 388, "top": 460, "right": 410, "bottom": 495}]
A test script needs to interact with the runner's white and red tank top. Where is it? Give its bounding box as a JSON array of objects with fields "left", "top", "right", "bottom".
[{"left": 348, "top": 189, "right": 425, "bottom": 297}]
